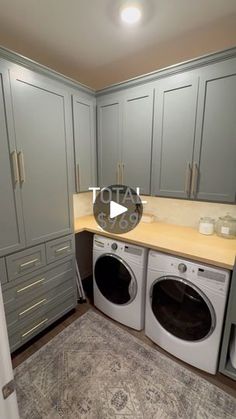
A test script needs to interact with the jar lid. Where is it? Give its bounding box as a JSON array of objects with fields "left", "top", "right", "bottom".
[
  {"left": 218, "top": 214, "right": 236, "bottom": 222},
  {"left": 200, "top": 217, "right": 214, "bottom": 222}
]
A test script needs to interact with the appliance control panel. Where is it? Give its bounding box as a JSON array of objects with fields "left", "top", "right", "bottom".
[{"left": 148, "top": 251, "right": 230, "bottom": 295}]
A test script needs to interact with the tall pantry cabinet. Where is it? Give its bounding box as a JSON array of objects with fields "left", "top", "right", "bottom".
[
  {"left": 0, "top": 58, "right": 88, "bottom": 352},
  {"left": 0, "top": 64, "right": 25, "bottom": 257}
]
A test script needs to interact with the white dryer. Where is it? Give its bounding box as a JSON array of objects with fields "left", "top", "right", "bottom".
[
  {"left": 93, "top": 235, "right": 148, "bottom": 330},
  {"left": 145, "top": 251, "right": 230, "bottom": 374}
]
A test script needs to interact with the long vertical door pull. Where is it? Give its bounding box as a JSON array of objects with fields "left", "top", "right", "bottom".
[
  {"left": 11, "top": 150, "right": 19, "bottom": 185},
  {"left": 17, "top": 151, "right": 26, "bottom": 183}
]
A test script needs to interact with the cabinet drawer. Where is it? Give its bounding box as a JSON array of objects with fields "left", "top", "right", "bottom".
[
  {"left": 46, "top": 235, "right": 75, "bottom": 264},
  {"left": 6, "top": 245, "right": 46, "bottom": 281},
  {"left": 8, "top": 291, "right": 76, "bottom": 352},
  {"left": 5, "top": 276, "right": 75, "bottom": 328},
  {"left": 0, "top": 258, "right": 7, "bottom": 285},
  {"left": 3, "top": 258, "right": 75, "bottom": 313}
]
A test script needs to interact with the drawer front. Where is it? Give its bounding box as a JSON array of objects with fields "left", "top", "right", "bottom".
[
  {"left": 3, "top": 257, "right": 75, "bottom": 313},
  {"left": 46, "top": 235, "right": 75, "bottom": 264},
  {"left": 6, "top": 245, "right": 46, "bottom": 281},
  {"left": 8, "top": 291, "right": 76, "bottom": 352},
  {"left": 5, "top": 276, "right": 75, "bottom": 328},
  {"left": 0, "top": 258, "right": 7, "bottom": 285}
]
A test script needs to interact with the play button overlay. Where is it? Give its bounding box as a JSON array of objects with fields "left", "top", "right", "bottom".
[
  {"left": 94, "top": 185, "right": 143, "bottom": 234},
  {"left": 110, "top": 201, "right": 128, "bottom": 219}
]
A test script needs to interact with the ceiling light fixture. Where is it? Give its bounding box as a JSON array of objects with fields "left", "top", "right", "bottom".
[{"left": 120, "top": 3, "right": 142, "bottom": 25}]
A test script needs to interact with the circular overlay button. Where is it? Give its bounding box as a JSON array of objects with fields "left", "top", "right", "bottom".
[{"left": 93, "top": 185, "right": 143, "bottom": 234}]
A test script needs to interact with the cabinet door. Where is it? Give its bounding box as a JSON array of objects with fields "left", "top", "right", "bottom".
[
  {"left": 122, "top": 85, "right": 154, "bottom": 194},
  {"left": 151, "top": 75, "right": 199, "bottom": 198},
  {"left": 10, "top": 70, "right": 74, "bottom": 246},
  {"left": 0, "top": 66, "right": 25, "bottom": 256},
  {"left": 193, "top": 61, "right": 236, "bottom": 202},
  {"left": 73, "top": 95, "right": 97, "bottom": 192},
  {"left": 97, "top": 95, "right": 122, "bottom": 187}
]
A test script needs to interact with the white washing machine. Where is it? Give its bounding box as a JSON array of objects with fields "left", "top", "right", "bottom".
[
  {"left": 145, "top": 251, "right": 230, "bottom": 374},
  {"left": 93, "top": 235, "right": 148, "bottom": 330}
]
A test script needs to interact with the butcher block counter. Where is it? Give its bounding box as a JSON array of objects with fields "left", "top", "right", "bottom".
[{"left": 74, "top": 215, "right": 236, "bottom": 270}]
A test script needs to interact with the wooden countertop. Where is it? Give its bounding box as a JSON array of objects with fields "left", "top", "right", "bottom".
[{"left": 74, "top": 215, "right": 236, "bottom": 270}]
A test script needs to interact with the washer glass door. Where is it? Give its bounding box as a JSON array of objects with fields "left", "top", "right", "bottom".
[
  {"left": 151, "top": 276, "right": 215, "bottom": 341},
  {"left": 94, "top": 254, "right": 137, "bottom": 305}
]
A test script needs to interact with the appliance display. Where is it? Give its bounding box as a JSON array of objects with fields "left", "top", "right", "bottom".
[
  {"left": 93, "top": 235, "right": 148, "bottom": 330},
  {"left": 145, "top": 251, "right": 230, "bottom": 374}
]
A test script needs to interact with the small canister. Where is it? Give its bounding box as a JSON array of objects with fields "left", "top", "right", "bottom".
[
  {"left": 215, "top": 215, "right": 236, "bottom": 239},
  {"left": 198, "top": 217, "right": 215, "bottom": 235}
]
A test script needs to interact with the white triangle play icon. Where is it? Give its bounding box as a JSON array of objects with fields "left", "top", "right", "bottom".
[{"left": 110, "top": 201, "right": 128, "bottom": 219}]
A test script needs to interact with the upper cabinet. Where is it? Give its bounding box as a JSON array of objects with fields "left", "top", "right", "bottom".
[
  {"left": 72, "top": 95, "right": 97, "bottom": 192},
  {"left": 122, "top": 86, "right": 154, "bottom": 194},
  {"left": 10, "top": 69, "right": 74, "bottom": 246},
  {"left": 193, "top": 60, "right": 236, "bottom": 203},
  {"left": 97, "top": 94, "right": 122, "bottom": 188},
  {"left": 151, "top": 75, "right": 199, "bottom": 198},
  {"left": 97, "top": 86, "right": 154, "bottom": 194},
  {"left": 0, "top": 65, "right": 25, "bottom": 256}
]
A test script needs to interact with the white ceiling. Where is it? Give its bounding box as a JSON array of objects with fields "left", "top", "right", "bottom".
[{"left": 0, "top": 0, "right": 236, "bottom": 88}]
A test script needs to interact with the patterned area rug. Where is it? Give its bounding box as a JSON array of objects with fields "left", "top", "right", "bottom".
[{"left": 14, "top": 310, "right": 236, "bottom": 418}]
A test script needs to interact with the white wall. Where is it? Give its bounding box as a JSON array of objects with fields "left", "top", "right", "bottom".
[{"left": 73, "top": 192, "right": 236, "bottom": 228}]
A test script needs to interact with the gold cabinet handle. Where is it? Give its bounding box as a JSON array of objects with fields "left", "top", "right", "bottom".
[
  {"left": 19, "top": 299, "right": 46, "bottom": 316},
  {"left": 11, "top": 150, "right": 19, "bottom": 184},
  {"left": 121, "top": 163, "right": 125, "bottom": 184},
  {"left": 76, "top": 163, "right": 80, "bottom": 192},
  {"left": 17, "top": 277, "right": 45, "bottom": 293},
  {"left": 17, "top": 151, "right": 26, "bottom": 183},
  {"left": 116, "top": 162, "right": 120, "bottom": 184},
  {"left": 22, "top": 318, "right": 47, "bottom": 338},
  {"left": 185, "top": 162, "right": 192, "bottom": 196},
  {"left": 20, "top": 258, "right": 39, "bottom": 269},
  {"left": 191, "top": 162, "right": 199, "bottom": 197},
  {"left": 55, "top": 245, "right": 70, "bottom": 253}
]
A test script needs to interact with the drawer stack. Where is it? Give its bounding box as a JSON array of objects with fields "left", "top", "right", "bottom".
[{"left": 0, "top": 234, "right": 77, "bottom": 352}]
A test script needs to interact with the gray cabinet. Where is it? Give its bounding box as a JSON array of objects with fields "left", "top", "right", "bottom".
[
  {"left": 10, "top": 69, "right": 74, "bottom": 246},
  {"left": 193, "top": 60, "right": 236, "bottom": 202},
  {"left": 97, "top": 87, "right": 154, "bottom": 193},
  {"left": 97, "top": 94, "right": 122, "bottom": 187},
  {"left": 73, "top": 95, "right": 97, "bottom": 192},
  {"left": 0, "top": 65, "right": 25, "bottom": 256},
  {"left": 0, "top": 258, "right": 7, "bottom": 285},
  {"left": 151, "top": 75, "right": 199, "bottom": 198},
  {"left": 122, "top": 86, "right": 154, "bottom": 194}
]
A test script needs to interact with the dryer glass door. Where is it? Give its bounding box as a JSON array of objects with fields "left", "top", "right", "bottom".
[
  {"left": 151, "top": 276, "right": 215, "bottom": 341},
  {"left": 94, "top": 254, "right": 137, "bottom": 305}
]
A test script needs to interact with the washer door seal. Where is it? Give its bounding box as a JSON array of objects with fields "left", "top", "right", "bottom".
[
  {"left": 94, "top": 253, "right": 137, "bottom": 305},
  {"left": 150, "top": 275, "right": 216, "bottom": 342}
]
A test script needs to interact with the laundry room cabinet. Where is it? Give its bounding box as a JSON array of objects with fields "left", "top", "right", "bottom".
[
  {"left": 72, "top": 94, "right": 97, "bottom": 192},
  {"left": 97, "top": 54, "right": 236, "bottom": 203},
  {"left": 97, "top": 85, "right": 154, "bottom": 194},
  {"left": 122, "top": 85, "right": 154, "bottom": 194},
  {"left": 192, "top": 60, "right": 236, "bottom": 203},
  {"left": 97, "top": 93, "right": 123, "bottom": 188},
  {"left": 9, "top": 68, "right": 74, "bottom": 246},
  {"left": 151, "top": 74, "right": 199, "bottom": 198},
  {"left": 0, "top": 64, "right": 26, "bottom": 257}
]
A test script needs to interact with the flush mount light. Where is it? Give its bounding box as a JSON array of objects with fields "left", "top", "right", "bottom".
[{"left": 120, "top": 3, "right": 142, "bottom": 24}]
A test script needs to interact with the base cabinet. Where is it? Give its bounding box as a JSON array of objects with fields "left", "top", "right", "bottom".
[{"left": 2, "top": 236, "right": 77, "bottom": 352}]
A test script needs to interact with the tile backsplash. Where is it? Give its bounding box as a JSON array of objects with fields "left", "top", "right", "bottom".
[{"left": 73, "top": 193, "right": 236, "bottom": 228}]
